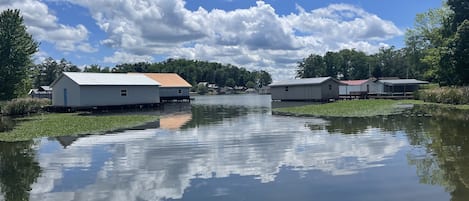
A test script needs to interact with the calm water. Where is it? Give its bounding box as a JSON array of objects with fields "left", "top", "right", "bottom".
[{"left": 1, "top": 94, "right": 469, "bottom": 201}]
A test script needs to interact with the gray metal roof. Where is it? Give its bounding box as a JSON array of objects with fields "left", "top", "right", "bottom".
[
  {"left": 54, "top": 72, "right": 160, "bottom": 86},
  {"left": 379, "top": 79, "right": 429, "bottom": 85},
  {"left": 39, "top": 86, "right": 52, "bottom": 91},
  {"left": 269, "top": 77, "right": 340, "bottom": 87}
]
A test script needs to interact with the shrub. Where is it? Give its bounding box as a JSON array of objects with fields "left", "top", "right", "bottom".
[
  {"left": 1, "top": 98, "right": 51, "bottom": 116},
  {"left": 416, "top": 87, "right": 469, "bottom": 105}
]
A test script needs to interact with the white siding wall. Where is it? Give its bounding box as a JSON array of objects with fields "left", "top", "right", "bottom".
[
  {"left": 271, "top": 85, "right": 322, "bottom": 100},
  {"left": 339, "top": 85, "right": 362, "bottom": 95},
  {"left": 368, "top": 81, "right": 384, "bottom": 94},
  {"left": 320, "top": 79, "right": 340, "bottom": 99},
  {"left": 159, "top": 87, "right": 190, "bottom": 98},
  {"left": 79, "top": 85, "right": 160, "bottom": 106},
  {"left": 52, "top": 76, "right": 81, "bottom": 107}
]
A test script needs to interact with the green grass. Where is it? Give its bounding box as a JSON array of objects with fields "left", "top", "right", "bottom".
[
  {"left": 273, "top": 99, "right": 469, "bottom": 118},
  {"left": 0, "top": 113, "right": 159, "bottom": 142}
]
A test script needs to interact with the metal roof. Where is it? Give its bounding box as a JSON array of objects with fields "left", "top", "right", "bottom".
[
  {"left": 379, "top": 79, "right": 429, "bottom": 85},
  {"left": 340, "top": 80, "right": 369, "bottom": 86},
  {"left": 39, "top": 86, "right": 52, "bottom": 91},
  {"left": 141, "top": 73, "right": 192, "bottom": 87},
  {"left": 269, "top": 77, "right": 340, "bottom": 87},
  {"left": 52, "top": 72, "right": 160, "bottom": 86}
]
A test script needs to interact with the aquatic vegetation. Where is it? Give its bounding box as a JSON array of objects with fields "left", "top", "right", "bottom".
[{"left": 0, "top": 113, "right": 159, "bottom": 141}]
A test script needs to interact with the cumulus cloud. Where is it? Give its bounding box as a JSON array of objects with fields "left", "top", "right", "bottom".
[
  {"left": 18, "top": 0, "right": 402, "bottom": 80},
  {"left": 103, "top": 51, "right": 153, "bottom": 64},
  {"left": 0, "top": 0, "right": 96, "bottom": 53},
  {"left": 62, "top": 0, "right": 402, "bottom": 79}
]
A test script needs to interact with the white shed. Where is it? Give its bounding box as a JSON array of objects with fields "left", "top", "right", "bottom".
[
  {"left": 141, "top": 73, "right": 192, "bottom": 101},
  {"left": 339, "top": 79, "right": 384, "bottom": 95},
  {"left": 269, "top": 77, "right": 341, "bottom": 101},
  {"left": 50, "top": 72, "right": 160, "bottom": 107}
]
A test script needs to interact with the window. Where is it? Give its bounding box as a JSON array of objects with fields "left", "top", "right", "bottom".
[
  {"left": 178, "top": 89, "right": 182, "bottom": 94},
  {"left": 328, "top": 85, "right": 332, "bottom": 90},
  {"left": 121, "top": 89, "right": 127, "bottom": 96},
  {"left": 285, "top": 86, "right": 289, "bottom": 91}
]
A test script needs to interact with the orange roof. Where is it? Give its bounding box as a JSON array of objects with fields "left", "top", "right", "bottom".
[
  {"left": 143, "top": 73, "right": 192, "bottom": 87},
  {"left": 340, "top": 80, "right": 368, "bottom": 86}
]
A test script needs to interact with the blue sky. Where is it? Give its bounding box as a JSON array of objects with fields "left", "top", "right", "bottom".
[{"left": 0, "top": 0, "right": 442, "bottom": 80}]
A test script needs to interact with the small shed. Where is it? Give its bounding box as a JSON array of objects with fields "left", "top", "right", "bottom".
[
  {"left": 50, "top": 72, "right": 160, "bottom": 107},
  {"left": 378, "top": 79, "right": 429, "bottom": 93},
  {"left": 29, "top": 86, "right": 52, "bottom": 99},
  {"left": 340, "top": 79, "right": 383, "bottom": 95},
  {"left": 269, "top": 77, "right": 341, "bottom": 101},
  {"left": 142, "top": 73, "right": 192, "bottom": 101}
]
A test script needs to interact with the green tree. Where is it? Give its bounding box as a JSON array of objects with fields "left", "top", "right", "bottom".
[
  {"left": 197, "top": 83, "right": 208, "bottom": 95},
  {"left": 246, "top": 80, "right": 256, "bottom": 88},
  {"left": 225, "top": 78, "right": 236, "bottom": 88},
  {"left": 0, "top": 9, "right": 38, "bottom": 100},
  {"left": 257, "top": 70, "right": 272, "bottom": 87},
  {"left": 33, "top": 57, "right": 80, "bottom": 87},
  {"left": 453, "top": 20, "right": 469, "bottom": 84}
]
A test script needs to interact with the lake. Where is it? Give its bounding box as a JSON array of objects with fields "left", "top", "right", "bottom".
[{"left": 1, "top": 94, "right": 468, "bottom": 201}]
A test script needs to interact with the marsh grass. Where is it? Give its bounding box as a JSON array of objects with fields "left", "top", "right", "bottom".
[
  {"left": 1, "top": 98, "right": 51, "bottom": 116},
  {"left": 0, "top": 112, "right": 159, "bottom": 141},
  {"left": 273, "top": 99, "right": 469, "bottom": 118}
]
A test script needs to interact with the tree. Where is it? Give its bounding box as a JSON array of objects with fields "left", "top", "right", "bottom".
[
  {"left": 246, "top": 81, "right": 256, "bottom": 88},
  {"left": 33, "top": 57, "right": 80, "bottom": 87},
  {"left": 453, "top": 20, "right": 469, "bottom": 84},
  {"left": 257, "top": 70, "right": 272, "bottom": 87},
  {"left": 0, "top": 9, "right": 38, "bottom": 100},
  {"left": 225, "top": 78, "right": 236, "bottom": 88},
  {"left": 197, "top": 83, "right": 208, "bottom": 95}
]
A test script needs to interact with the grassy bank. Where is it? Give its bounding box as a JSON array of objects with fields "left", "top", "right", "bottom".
[
  {"left": 273, "top": 99, "right": 469, "bottom": 118},
  {"left": 0, "top": 113, "right": 159, "bottom": 142},
  {"left": 273, "top": 100, "right": 406, "bottom": 117}
]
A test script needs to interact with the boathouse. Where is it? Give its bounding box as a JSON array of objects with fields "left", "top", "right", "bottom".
[
  {"left": 50, "top": 72, "right": 160, "bottom": 107},
  {"left": 269, "top": 77, "right": 341, "bottom": 101},
  {"left": 29, "top": 86, "right": 52, "bottom": 99},
  {"left": 378, "top": 79, "right": 429, "bottom": 94},
  {"left": 142, "top": 73, "right": 192, "bottom": 101}
]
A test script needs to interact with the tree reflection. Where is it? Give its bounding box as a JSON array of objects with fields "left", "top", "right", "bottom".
[
  {"left": 0, "top": 141, "right": 41, "bottom": 201},
  {"left": 308, "top": 105, "right": 469, "bottom": 201},
  {"left": 181, "top": 105, "right": 256, "bottom": 129},
  {"left": 406, "top": 105, "right": 469, "bottom": 201},
  {"left": 0, "top": 117, "right": 15, "bottom": 133}
]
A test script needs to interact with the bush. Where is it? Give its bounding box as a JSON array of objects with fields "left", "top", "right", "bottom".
[
  {"left": 416, "top": 87, "right": 469, "bottom": 105},
  {"left": 1, "top": 98, "right": 51, "bottom": 116}
]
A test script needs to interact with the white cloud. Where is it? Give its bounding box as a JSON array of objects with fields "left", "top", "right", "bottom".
[
  {"left": 20, "top": 0, "right": 403, "bottom": 80},
  {"left": 0, "top": 0, "right": 96, "bottom": 53},
  {"left": 103, "top": 51, "right": 153, "bottom": 64},
  {"left": 62, "top": 0, "right": 402, "bottom": 80}
]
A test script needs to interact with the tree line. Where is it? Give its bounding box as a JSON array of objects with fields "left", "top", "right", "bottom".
[
  {"left": 297, "top": 0, "right": 468, "bottom": 86},
  {"left": 31, "top": 58, "right": 272, "bottom": 90}
]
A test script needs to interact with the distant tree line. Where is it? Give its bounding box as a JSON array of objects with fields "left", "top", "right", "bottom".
[
  {"left": 111, "top": 59, "right": 272, "bottom": 88},
  {"left": 31, "top": 58, "right": 272, "bottom": 90},
  {"left": 297, "top": 0, "right": 469, "bottom": 86}
]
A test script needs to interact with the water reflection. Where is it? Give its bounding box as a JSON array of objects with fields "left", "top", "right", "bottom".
[
  {"left": 0, "top": 117, "right": 15, "bottom": 133},
  {"left": 0, "top": 141, "right": 41, "bottom": 201},
  {"left": 404, "top": 105, "right": 469, "bottom": 201},
  {"left": 27, "top": 103, "right": 411, "bottom": 200},
  {"left": 0, "top": 95, "right": 468, "bottom": 200}
]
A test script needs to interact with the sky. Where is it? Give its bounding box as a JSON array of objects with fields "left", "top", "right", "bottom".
[{"left": 0, "top": 0, "right": 442, "bottom": 80}]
